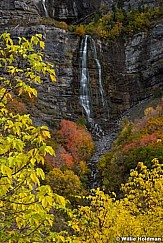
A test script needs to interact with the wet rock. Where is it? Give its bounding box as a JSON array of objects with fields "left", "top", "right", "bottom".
[{"left": 87, "top": 128, "right": 119, "bottom": 188}]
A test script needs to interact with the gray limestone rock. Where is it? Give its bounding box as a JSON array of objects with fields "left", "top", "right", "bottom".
[
  {"left": 47, "top": 0, "right": 101, "bottom": 22},
  {"left": 0, "top": 0, "right": 162, "bottom": 131}
]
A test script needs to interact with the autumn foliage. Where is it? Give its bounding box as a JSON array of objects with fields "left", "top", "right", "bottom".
[
  {"left": 0, "top": 33, "right": 62, "bottom": 242},
  {"left": 72, "top": 6, "right": 163, "bottom": 39},
  {"left": 98, "top": 100, "right": 163, "bottom": 194},
  {"left": 69, "top": 159, "right": 163, "bottom": 242},
  {"left": 56, "top": 119, "right": 94, "bottom": 165},
  {"left": 46, "top": 168, "right": 84, "bottom": 202},
  {"left": 6, "top": 95, "right": 27, "bottom": 114},
  {"left": 0, "top": 32, "right": 163, "bottom": 243},
  {"left": 45, "top": 146, "right": 74, "bottom": 169}
]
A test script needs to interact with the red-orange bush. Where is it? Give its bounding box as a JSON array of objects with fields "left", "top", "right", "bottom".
[
  {"left": 123, "top": 141, "right": 137, "bottom": 152},
  {"left": 6, "top": 95, "right": 27, "bottom": 114},
  {"left": 45, "top": 145, "right": 74, "bottom": 170},
  {"left": 140, "top": 133, "right": 157, "bottom": 146},
  {"left": 57, "top": 119, "right": 94, "bottom": 164},
  {"left": 123, "top": 133, "right": 158, "bottom": 152},
  {"left": 61, "top": 152, "right": 74, "bottom": 168}
]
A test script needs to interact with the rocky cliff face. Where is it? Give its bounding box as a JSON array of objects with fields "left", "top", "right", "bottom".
[
  {"left": 0, "top": 0, "right": 163, "bottom": 131},
  {"left": 103, "top": 0, "right": 162, "bottom": 10},
  {"left": 0, "top": 23, "right": 80, "bottom": 128},
  {"left": 101, "top": 23, "right": 163, "bottom": 122},
  {"left": 123, "top": 0, "right": 162, "bottom": 11},
  {"left": 0, "top": 0, "right": 39, "bottom": 25},
  {"left": 1, "top": 0, "right": 162, "bottom": 25},
  {"left": 47, "top": 0, "right": 101, "bottom": 23}
]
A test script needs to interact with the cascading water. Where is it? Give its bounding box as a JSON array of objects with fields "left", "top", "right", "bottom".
[
  {"left": 42, "top": 0, "right": 49, "bottom": 17},
  {"left": 79, "top": 35, "right": 92, "bottom": 122},
  {"left": 79, "top": 35, "right": 109, "bottom": 188},
  {"left": 90, "top": 38, "right": 108, "bottom": 116},
  {"left": 79, "top": 35, "right": 108, "bottom": 136}
]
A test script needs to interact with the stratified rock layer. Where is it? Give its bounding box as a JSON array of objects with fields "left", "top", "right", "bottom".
[{"left": 0, "top": 0, "right": 162, "bottom": 130}]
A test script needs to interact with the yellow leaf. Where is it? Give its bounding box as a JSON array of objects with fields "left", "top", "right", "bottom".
[
  {"left": 22, "top": 204, "right": 26, "bottom": 211},
  {"left": 48, "top": 219, "right": 53, "bottom": 226},
  {"left": 6, "top": 93, "right": 13, "bottom": 101},
  {"left": 50, "top": 74, "right": 56, "bottom": 82},
  {"left": 18, "top": 87, "right": 23, "bottom": 96},
  {"left": 13, "top": 203, "right": 17, "bottom": 210},
  {"left": 30, "top": 157, "right": 36, "bottom": 165},
  {"left": 42, "top": 130, "right": 51, "bottom": 138},
  {"left": 55, "top": 195, "right": 66, "bottom": 208},
  {"left": 16, "top": 217, "right": 22, "bottom": 229},
  {"left": 42, "top": 197, "right": 47, "bottom": 208},
  {"left": 45, "top": 146, "right": 55, "bottom": 156},
  {"left": 35, "top": 219, "right": 40, "bottom": 226},
  {"left": 1, "top": 164, "right": 12, "bottom": 178},
  {"left": 36, "top": 168, "right": 45, "bottom": 180},
  {"left": 30, "top": 173, "right": 40, "bottom": 186},
  {"left": 40, "top": 41, "right": 45, "bottom": 49}
]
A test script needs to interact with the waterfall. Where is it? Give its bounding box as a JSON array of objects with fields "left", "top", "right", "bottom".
[
  {"left": 80, "top": 35, "right": 92, "bottom": 122},
  {"left": 90, "top": 39, "right": 107, "bottom": 111},
  {"left": 79, "top": 35, "right": 108, "bottom": 136},
  {"left": 42, "top": 0, "right": 49, "bottom": 17}
]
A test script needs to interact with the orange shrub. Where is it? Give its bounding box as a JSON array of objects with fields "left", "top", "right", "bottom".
[
  {"left": 140, "top": 133, "right": 157, "bottom": 146},
  {"left": 60, "top": 21, "right": 68, "bottom": 30},
  {"left": 123, "top": 141, "right": 137, "bottom": 152},
  {"left": 57, "top": 119, "right": 94, "bottom": 164},
  {"left": 6, "top": 95, "right": 27, "bottom": 114},
  {"left": 45, "top": 145, "right": 74, "bottom": 170}
]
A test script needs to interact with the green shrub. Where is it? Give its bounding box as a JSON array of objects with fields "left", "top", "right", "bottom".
[{"left": 98, "top": 100, "right": 163, "bottom": 193}]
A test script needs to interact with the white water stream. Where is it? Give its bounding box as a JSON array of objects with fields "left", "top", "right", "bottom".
[
  {"left": 42, "top": 0, "right": 49, "bottom": 17},
  {"left": 91, "top": 38, "right": 106, "bottom": 109},
  {"left": 79, "top": 35, "right": 92, "bottom": 122},
  {"left": 79, "top": 35, "right": 108, "bottom": 136}
]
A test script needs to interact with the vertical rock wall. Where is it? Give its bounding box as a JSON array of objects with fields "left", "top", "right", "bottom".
[
  {"left": 0, "top": 0, "right": 163, "bottom": 131},
  {"left": 47, "top": 0, "right": 101, "bottom": 22},
  {"left": 0, "top": 0, "right": 40, "bottom": 25},
  {"left": 100, "top": 23, "right": 163, "bottom": 123}
]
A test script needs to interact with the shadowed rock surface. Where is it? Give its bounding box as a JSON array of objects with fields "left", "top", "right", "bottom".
[{"left": 0, "top": 0, "right": 162, "bottom": 131}]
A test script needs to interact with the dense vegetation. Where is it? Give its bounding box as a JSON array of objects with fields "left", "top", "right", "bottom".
[
  {"left": 0, "top": 33, "right": 60, "bottom": 242},
  {"left": 9, "top": 4, "right": 163, "bottom": 42},
  {"left": 70, "top": 6, "right": 163, "bottom": 39},
  {"left": 0, "top": 32, "right": 163, "bottom": 242},
  {"left": 98, "top": 101, "right": 163, "bottom": 194}
]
